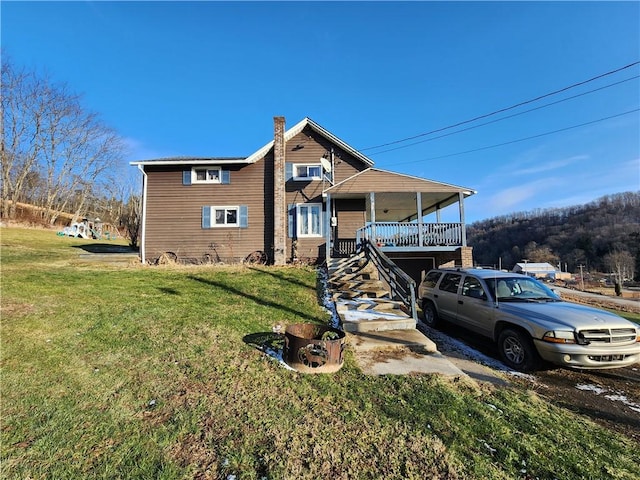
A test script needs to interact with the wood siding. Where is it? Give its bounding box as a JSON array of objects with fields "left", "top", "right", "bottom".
[
  {"left": 142, "top": 125, "right": 370, "bottom": 264},
  {"left": 285, "top": 126, "right": 368, "bottom": 262},
  {"left": 144, "top": 162, "right": 272, "bottom": 263}
]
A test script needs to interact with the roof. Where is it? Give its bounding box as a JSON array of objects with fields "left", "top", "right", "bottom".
[
  {"left": 130, "top": 117, "right": 374, "bottom": 168},
  {"left": 324, "top": 168, "right": 476, "bottom": 221},
  {"left": 130, "top": 157, "right": 248, "bottom": 166},
  {"left": 513, "top": 263, "right": 557, "bottom": 272},
  {"left": 325, "top": 168, "right": 475, "bottom": 195},
  {"left": 243, "top": 117, "right": 375, "bottom": 166}
]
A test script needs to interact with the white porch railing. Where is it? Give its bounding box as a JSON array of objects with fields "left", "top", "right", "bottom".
[{"left": 356, "top": 222, "right": 464, "bottom": 248}]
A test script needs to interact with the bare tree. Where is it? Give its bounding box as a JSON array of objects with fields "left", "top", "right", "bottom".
[
  {"left": 120, "top": 194, "right": 141, "bottom": 249},
  {"left": 1, "top": 60, "right": 46, "bottom": 218},
  {"left": 1, "top": 57, "right": 126, "bottom": 223},
  {"left": 604, "top": 250, "right": 635, "bottom": 295}
]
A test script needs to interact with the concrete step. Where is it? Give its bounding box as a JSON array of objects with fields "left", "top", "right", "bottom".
[
  {"left": 346, "top": 328, "right": 436, "bottom": 352},
  {"left": 330, "top": 278, "right": 383, "bottom": 291},
  {"left": 341, "top": 310, "right": 416, "bottom": 333},
  {"left": 334, "top": 288, "right": 391, "bottom": 300},
  {"left": 336, "top": 298, "right": 408, "bottom": 314}
]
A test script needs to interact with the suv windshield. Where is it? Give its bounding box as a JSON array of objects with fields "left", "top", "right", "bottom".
[{"left": 485, "top": 276, "right": 559, "bottom": 301}]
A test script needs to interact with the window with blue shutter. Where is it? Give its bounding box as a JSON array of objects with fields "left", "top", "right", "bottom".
[
  {"left": 202, "top": 206, "right": 211, "bottom": 228},
  {"left": 288, "top": 204, "right": 295, "bottom": 238},
  {"left": 239, "top": 205, "right": 248, "bottom": 228},
  {"left": 202, "top": 205, "right": 247, "bottom": 228}
]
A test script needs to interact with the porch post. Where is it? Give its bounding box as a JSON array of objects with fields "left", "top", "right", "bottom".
[
  {"left": 369, "top": 192, "right": 376, "bottom": 241},
  {"left": 325, "top": 193, "right": 332, "bottom": 260},
  {"left": 416, "top": 192, "right": 423, "bottom": 246},
  {"left": 459, "top": 191, "right": 467, "bottom": 247}
]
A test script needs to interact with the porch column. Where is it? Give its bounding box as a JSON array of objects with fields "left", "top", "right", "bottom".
[
  {"left": 416, "top": 192, "right": 423, "bottom": 246},
  {"left": 459, "top": 191, "right": 467, "bottom": 247},
  {"left": 369, "top": 192, "right": 376, "bottom": 241},
  {"left": 325, "top": 193, "right": 332, "bottom": 259}
]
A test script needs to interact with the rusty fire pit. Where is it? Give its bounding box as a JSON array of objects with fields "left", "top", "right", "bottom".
[{"left": 284, "top": 323, "right": 346, "bottom": 373}]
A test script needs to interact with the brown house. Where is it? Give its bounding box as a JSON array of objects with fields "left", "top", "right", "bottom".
[{"left": 131, "top": 117, "right": 476, "bottom": 283}]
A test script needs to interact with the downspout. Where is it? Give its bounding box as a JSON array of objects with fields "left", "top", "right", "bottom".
[
  {"left": 137, "top": 164, "right": 147, "bottom": 264},
  {"left": 325, "top": 193, "right": 332, "bottom": 260}
]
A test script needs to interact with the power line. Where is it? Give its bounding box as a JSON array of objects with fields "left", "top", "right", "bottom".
[
  {"left": 370, "top": 75, "right": 639, "bottom": 156},
  {"left": 378, "top": 108, "right": 639, "bottom": 166},
  {"left": 360, "top": 61, "right": 640, "bottom": 152}
]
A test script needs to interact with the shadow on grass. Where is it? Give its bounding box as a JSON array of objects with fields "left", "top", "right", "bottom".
[
  {"left": 242, "top": 332, "right": 293, "bottom": 370},
  {"left": 187, "top": 275, "right": 320, "bottom": 323},
  {"left": 246, "top": 266, "right": 315, "bottom": 291},
  {"left": 71, "top": 243, "right": 138, "bottom": 254}
]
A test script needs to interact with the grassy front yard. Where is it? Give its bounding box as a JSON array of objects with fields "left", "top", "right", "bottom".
[{"left": 1, "top": 226, "right": 639, "bottom": 479}]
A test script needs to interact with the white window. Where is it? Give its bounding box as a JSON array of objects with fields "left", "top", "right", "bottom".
[
  {"left": 202, "top": 205, "right": 248, "bottom": 228},
  {"left": 192, "top": 167, "right": 221, "bottom": 184},
  {"left": 294, "top": 164, "right": 322, "bottom": 180},
  {"left": 297, "top": 203, "right": 323, "bottom": 237}
]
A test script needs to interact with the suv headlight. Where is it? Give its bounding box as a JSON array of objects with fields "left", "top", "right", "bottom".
[{"left": 542, "top": 330, "right": 577, "bottom": 344}]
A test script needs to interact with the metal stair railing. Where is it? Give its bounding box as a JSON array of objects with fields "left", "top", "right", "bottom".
[{"left": 360, "top": 238, "right": 417, "bottom": 321}]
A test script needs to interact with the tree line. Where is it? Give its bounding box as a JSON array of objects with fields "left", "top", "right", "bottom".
[
  {"left": 467, "top": 191, "right": 640, "bottom": 281},
  {"left": 1, "top": 57, "right": 140, "bottom": 244}
]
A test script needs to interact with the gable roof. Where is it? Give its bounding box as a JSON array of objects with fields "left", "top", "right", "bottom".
[
  {"left": 325, "top": 168, "right": 476, "bottom": 196},
  {"left": 325, "top": 168, "right": 476, "bottom": 221},
  {"left": 244, "top": 117, "right": 374, "bottom": 166}
]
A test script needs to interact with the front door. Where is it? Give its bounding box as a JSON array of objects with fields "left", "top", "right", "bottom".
[{"left": 333, "top": 198, "right": 366, "bottom": 257}]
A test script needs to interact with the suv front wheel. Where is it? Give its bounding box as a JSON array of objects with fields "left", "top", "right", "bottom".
[
  {"left": 497, "top": 328, "right": 541, "bottom": 372},
  {"left": 421, "top": 300, "right": 440, "bottom": 327}
]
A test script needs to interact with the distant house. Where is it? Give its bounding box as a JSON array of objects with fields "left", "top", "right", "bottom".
[
  {"left": 512, "top": 262, "right": 557, "bottom": 278},
  {"left": 131, "top": 117, "right": 476, "bottom": 283}
]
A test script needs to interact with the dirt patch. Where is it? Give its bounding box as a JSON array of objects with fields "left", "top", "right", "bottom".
[
  {"left": 513, "top": 366, "right": 640, "bottom": 443},
  {"left": 1, "top": 302, "right": 36, "bottom": 318}
]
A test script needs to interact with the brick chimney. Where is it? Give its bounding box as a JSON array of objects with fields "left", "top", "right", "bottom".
[{"left": 273, "top": 116, "right": 286, "bottom": 265}]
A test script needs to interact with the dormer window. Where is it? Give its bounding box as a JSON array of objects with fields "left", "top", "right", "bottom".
[
  {"left": 294, "top": 164, "right": 322, "bottom": 180},
  {"left": 192, "top": 167, "right": 221, "bottom": 184}
]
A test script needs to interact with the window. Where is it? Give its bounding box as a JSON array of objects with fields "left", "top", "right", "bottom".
[
  {"left": 294, "top": 164, "right": 322, "bottom": 180},
  {"left": 438, "top": 273, "right": 461, "bottom": 293},
  {"left": 297, "top": 203, "right": 323, "bottom": 237},
  {"left": 202, "top": 205, "right": 248, "bottom": 228},
  {"left": 462, "top": 276, "right": 486, "bottom": 299},
  {"left": 184, "top": 167, "right": 231, "bottom": 185}
]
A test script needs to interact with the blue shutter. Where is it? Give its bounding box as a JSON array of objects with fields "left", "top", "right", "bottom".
[
  {"left": 321, "top": 208, "right": 326, "bottom": 236},
  {"left": 285, "top": 163, "right": 293, "bottom": 181},
  {"left": 239, "top": 205, "right": 248, "bottom": 228},
  {"left": 202, "top": 206, "right": 211, "bottom": 228},
  {"left": 221, "top": 170, "right": 230, "bottom": 184},
  {"left": 183, "top": 170, "right": 192, "bottom": 185},
  {"left": 288, "top": 204, "right": 295, "bottom": 238}
]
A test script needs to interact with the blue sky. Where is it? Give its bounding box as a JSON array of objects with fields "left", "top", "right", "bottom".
[{"left": 2, "top": 1, "right": 639, "bottom": 223}]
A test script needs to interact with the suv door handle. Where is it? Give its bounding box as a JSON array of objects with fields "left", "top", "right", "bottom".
[{"left": 458, "top": 300, "right": 463, "bottom": 305}]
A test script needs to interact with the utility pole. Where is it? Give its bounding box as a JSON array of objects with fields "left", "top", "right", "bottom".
[{"left": 578, "top": 264, "right": 585, "bottom": 290}]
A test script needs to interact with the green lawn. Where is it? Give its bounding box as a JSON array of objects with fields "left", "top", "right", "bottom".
[{"left": 2, "top": 226, "right": 639, "bottom": 479}]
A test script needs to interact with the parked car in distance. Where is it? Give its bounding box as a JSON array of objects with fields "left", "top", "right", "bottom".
[{"left": 417, "top": 268, "right": 640, "bottom": 371}]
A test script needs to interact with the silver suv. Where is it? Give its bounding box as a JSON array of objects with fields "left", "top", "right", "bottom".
[{"left": 418, "top": 268, "right": 640, "bottom": 371}]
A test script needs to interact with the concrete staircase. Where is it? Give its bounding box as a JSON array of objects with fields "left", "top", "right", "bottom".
[{"left": 327, "top": 254, "right": 439, "bottom": 363}]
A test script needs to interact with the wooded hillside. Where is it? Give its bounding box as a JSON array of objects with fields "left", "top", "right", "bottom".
[{"left": 467, "top": 191, "right": 640, "bottom": 278}]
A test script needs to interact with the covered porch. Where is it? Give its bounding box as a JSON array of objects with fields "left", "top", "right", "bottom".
[{"left": 323, "top": 168, "right": 476, "bottom": 259}]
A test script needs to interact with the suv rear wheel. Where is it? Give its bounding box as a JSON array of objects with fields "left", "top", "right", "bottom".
[
  {"left": 421, "top": 300, "right": 439, "bottom": 327},
  {"left": 497, "top": 328, "right": 541, "bottom": 372}
]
